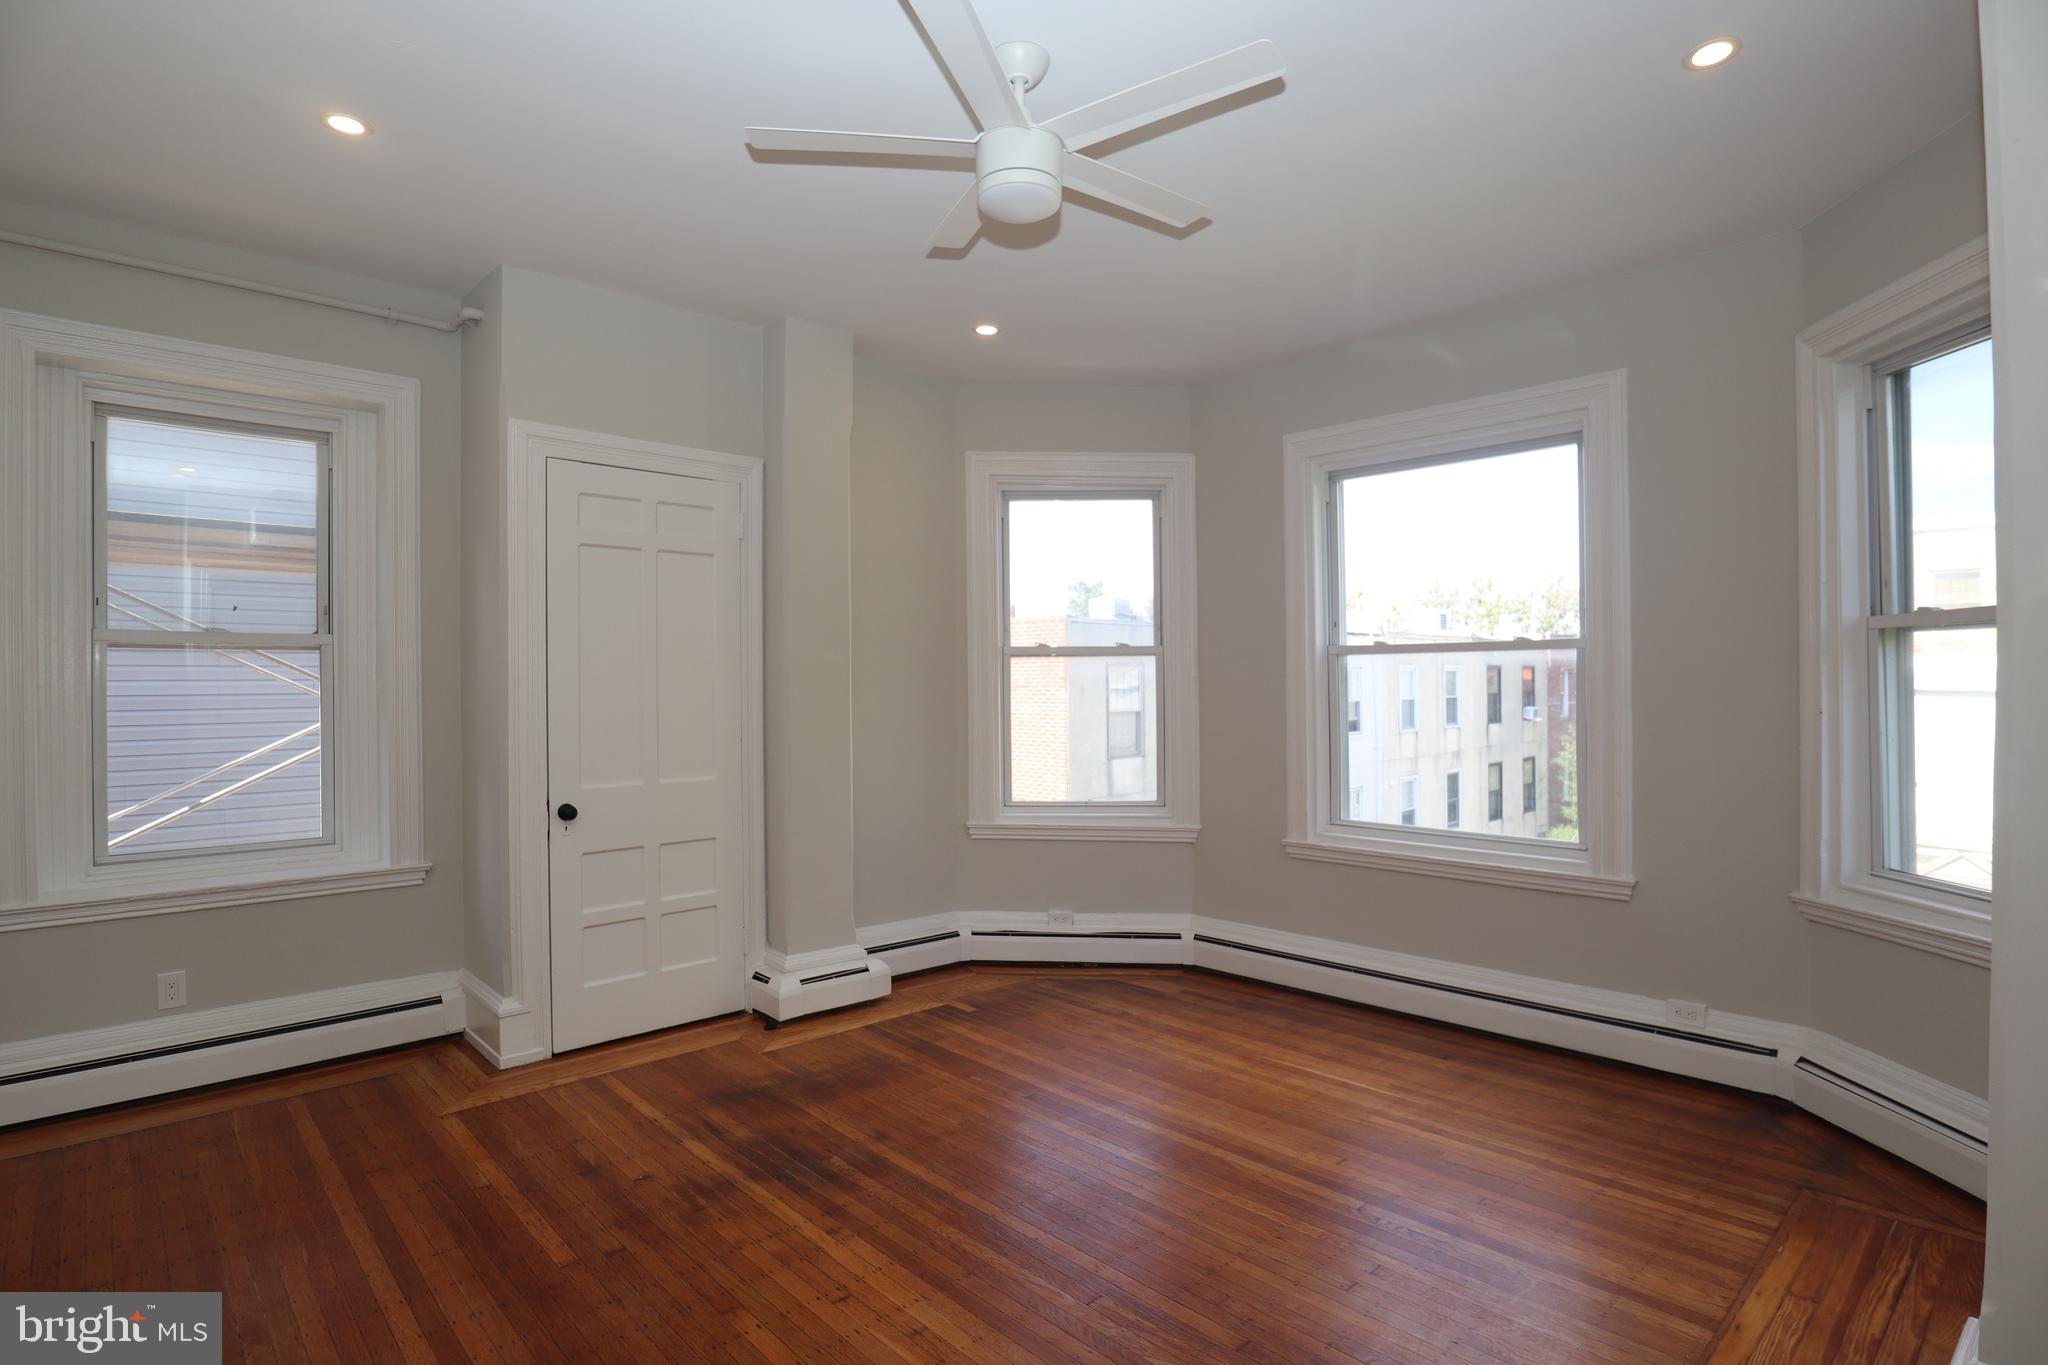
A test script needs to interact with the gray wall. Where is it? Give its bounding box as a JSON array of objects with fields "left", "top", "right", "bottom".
[
  {"left": 0, "top": 202, "right": 466, "bottom": 1038},
  {"left": 848, "top": 368, "right": 1196, "bottom": 928},
  {"left": 1797, "top": 116, "right": 1992, "bottom": 1096},
  {"left": 1193, "top": 231, "right": 1813, "bottom": 1024},
  {"left": 459, "top": 267, "right": 766, "bottom": 995},
  {"left": 844, "top": 132, "right": 1992, "bottom": 1101}
]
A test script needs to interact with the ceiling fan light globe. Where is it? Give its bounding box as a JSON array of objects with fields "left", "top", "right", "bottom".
[{"left": 977, "top": 169, "right": 1062, "bottom": 224}]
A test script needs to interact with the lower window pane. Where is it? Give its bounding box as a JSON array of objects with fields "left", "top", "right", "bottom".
[
  {"left": 1008, "top": 654, "right": 1159, "bottom": 804},
  {"left": 1882, "top": 627, "right": 1994, "bottom": 890},
  {"left": 103, "top": 646, "right": 324, "bottom": 856},
  {"left": 1337, "top": 649, "right": 1579, "bottom": 843}
]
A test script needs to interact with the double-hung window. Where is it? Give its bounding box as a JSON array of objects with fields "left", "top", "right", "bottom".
[
  {"left": 0, "top": 310, "right": 425, "bottom": 926},
  {"left": 966, "top": 453, "right": 1198, "bottom": 840},
  {"left": 95, "top": 410, "right": 332, "bottom": 859},
  {"left": 1283, "top": 373, "right": 1632, "bottom": 897},
  {"left": 1868, "top": 335, "right": 1996, "bottom": 895},
  {"left": 1795, "top": 245, "right": 1994, "bottom": 965},
  {"left": 1523, "top": 756, "right": 1538, "bottom": 815}
]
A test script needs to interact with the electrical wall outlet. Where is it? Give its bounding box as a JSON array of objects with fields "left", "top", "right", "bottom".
[
  {"left": 157, "top": 970, "right": 186, "bottom": 1011},
  {"left": 1047, "top": 909, "right": 1076, "bottom": 927},
  {"left": 1665, "top": 999, "right": 1707, "bottom": 1027}
]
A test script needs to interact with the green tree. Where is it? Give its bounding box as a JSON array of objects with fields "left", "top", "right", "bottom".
[{"left": 1067, "top": 579, "right": 1104, "bottom": 618}]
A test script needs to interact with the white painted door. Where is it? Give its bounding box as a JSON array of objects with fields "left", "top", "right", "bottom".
[{"left": 547, "top": 457, "right": 745, "bottom": 1052}]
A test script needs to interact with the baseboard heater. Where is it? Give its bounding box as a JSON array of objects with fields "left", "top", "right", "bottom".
[
  {"left": 0, "top": 996, "right": 446, "bottom": 1088},
  {"left": 971, "top": 929, "right": 1185, "bottom": 941},
  {"left": 1793, "top": 1057, "right": 1987, "bottom": 1151},
  {"left": 1192, "top": 933, "right": 1778, "bottom": 1057},
  {"left": 864, "top": 929, "right": 961, "bottom": 955}
]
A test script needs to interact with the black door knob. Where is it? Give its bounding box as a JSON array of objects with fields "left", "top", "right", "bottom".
[{"left": 556, "top": 803, "right": 578, "bottom": 822}]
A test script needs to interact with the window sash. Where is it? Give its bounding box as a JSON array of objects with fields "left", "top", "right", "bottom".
[
  {"left": 1320, "top": 433, "right": 1587, "bottom": 848},
  {"left": 997, "top": 489, "right": 1167, "bottom": 812},
  {"left": 1861, "top": 331, "right": 1997, "bottom": 900},
  {"left": 91, "top": 405, "right": 336, "bottom": 864}
]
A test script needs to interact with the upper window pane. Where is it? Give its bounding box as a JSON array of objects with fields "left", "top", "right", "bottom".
[
  {"left": 1337, "top": 443, "right": 1581, "bottom": 644},
  {"left": 1900, "top": 338, "right": 1995, "bottom": 610},
  {"left": 103, "top": 414, "right": 322, "bottom": 634},
  {"left": 1006, "top": 496, "right": 1156, "bottom": 647}
]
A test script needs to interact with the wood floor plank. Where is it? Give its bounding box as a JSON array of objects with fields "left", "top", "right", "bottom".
[{"left": 0, "top": 966, "right": 1985, "bottom": 1362}]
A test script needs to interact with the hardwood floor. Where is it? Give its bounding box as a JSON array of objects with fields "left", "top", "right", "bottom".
[{"left": 1, "top": 966, "right": 1983, "bottom": 1363}]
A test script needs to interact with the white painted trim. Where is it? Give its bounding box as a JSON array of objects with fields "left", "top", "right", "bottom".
[
  {"left": 503, "top": 419, "right": 766, "bottom": 1065},
  {"left": 1794, "top": 241, "right": 1995, "bottom": 965},
  {"left": 457, "top": 969, "right": 544, "bottom": 1070},
  {"left": 0, "top": 307, "right": 427, "bottom": 925},
  {"left": 1793, "top": 1030, "right": 1988, "bottom": 1195},
  {"left": 1281, "top": 838, "right": 1635, "bottom": 900},
  {"left": 964, "top": 452, "right": 1200, "bottom": 838},
  {"left": 0, "top": 971, "right": 461, "bottom": 1127},
  {"left": 1794, "top": 894, "right": 1991, "bottom": 968},
  {"left": 0, "top": 862, "right": 430, "bottom": 933},
  {"left": 1950, "top": 1316, "right": 1981, "bottom": 1365},
  {"left": 1281, "top": 372, "right": 1632, "bottom": 892},
  {"left": 745, "top": 952, "right": 892, "bottom": 1023},
  {"left": 965, "top": 822, "right": 1200, "bottom": 843},
  {"left": 856, "top": 910, "right": 1986, "bottom": 1193}
]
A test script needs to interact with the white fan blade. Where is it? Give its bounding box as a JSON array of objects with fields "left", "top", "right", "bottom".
[
  {"left": 1064, "top": 155, "right": 1209, "bottom": 229},
  {"left": 901, "top": 0, "right": 1028, "bottom": 131},
  {"left": 1040, "top": 40, "right": 1285, "bottom": 151},
  {"left": 747, "top": 128, "right": 976, "bottom": 159},
  {"left": 930, "top": 184, "right": 983, "bottom": 249}
]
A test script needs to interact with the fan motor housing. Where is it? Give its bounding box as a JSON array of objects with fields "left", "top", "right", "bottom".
[{"left": 975, "top": 126, "right": 1064, "bottom": 225}]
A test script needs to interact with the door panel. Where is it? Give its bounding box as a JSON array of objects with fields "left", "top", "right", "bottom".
[{"left": 547, "top": 458, "right": 744, "bottom": 1052}]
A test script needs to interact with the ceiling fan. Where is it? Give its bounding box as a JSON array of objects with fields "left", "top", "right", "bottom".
[{"left": 745, "top": 0, "right": 1285, "bottom": 249}]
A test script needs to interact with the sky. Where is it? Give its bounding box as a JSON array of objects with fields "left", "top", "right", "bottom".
[
  {"left": 1339, "top": 442, "right": 1580, "bottom": 637},
  {"left": 1007, "top": 497, "right": 1156, "bottom": 622},
  {"left": 1906, "top": 336, "right": 1995, "bottom": 535}
]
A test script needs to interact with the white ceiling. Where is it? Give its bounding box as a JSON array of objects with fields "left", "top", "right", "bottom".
[{"left": 0, "top": 1, "right": 1981, "bottom": 381}]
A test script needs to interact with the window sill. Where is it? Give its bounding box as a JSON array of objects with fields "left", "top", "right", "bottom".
[
  {"left": 0, "top": 861, "right": 433, "bottom": 932},
  {"left": 1282, "top": 837, "right": 1635, "bottom": 901},
  {"left": 1792, "top": 890, "right": 1990, "bottom": 968},
  {"left": 968, "top": 821, "right": 1200, "bottom": 844}
]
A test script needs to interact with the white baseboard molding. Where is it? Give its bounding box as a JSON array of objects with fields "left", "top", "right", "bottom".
[
  {"left": 1951, "top": 1315, "right": 1980, "bottom": 1365},
  {"left": 458, "top": 970, "right": 547, "bottom": 1070},
  {"left": 747, "top": 944, "right": 892, "bottom": 1023},
  {"left": 858, "top": 910, "right": 1988, "bottom": 1195},
  {"left": 0, "top": 971, "right": 464, "bottom": 1127},
  {"left": 1791, "top": 1033, "right": 1988, "bottom": 1197}
]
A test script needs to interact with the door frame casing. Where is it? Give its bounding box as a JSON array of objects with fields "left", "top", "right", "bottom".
[{"left": 501, "top": 419, "right": 766, "bottom": 1063}]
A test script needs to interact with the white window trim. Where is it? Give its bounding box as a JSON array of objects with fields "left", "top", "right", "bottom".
[
  {"left": 1282, "top": 371, "right": 1634, "bottom": 900},
  {"left": 0, "top": 309, "right": 426, "bottom": 931},
  {"left": 965, "top": 451, "right": 1199, "bottom": 841},
  {"left": 1794, "top": 239, "right": 1993, "bottom": 968}
]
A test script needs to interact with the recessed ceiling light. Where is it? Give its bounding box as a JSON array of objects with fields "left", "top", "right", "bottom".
[
  {"left": 973, "top": 323, "right": 1000, "bottom": 337},
  {"left": 323, "top": 113, "right": 370, "bottom": 136},
  {"left": 1684, "top": 37, "right": 1740, "bottom": 70}
]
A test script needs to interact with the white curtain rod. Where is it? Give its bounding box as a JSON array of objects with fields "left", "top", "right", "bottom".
[{"left": 0, "top": 229, "right": 483, "bottom": 333}]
